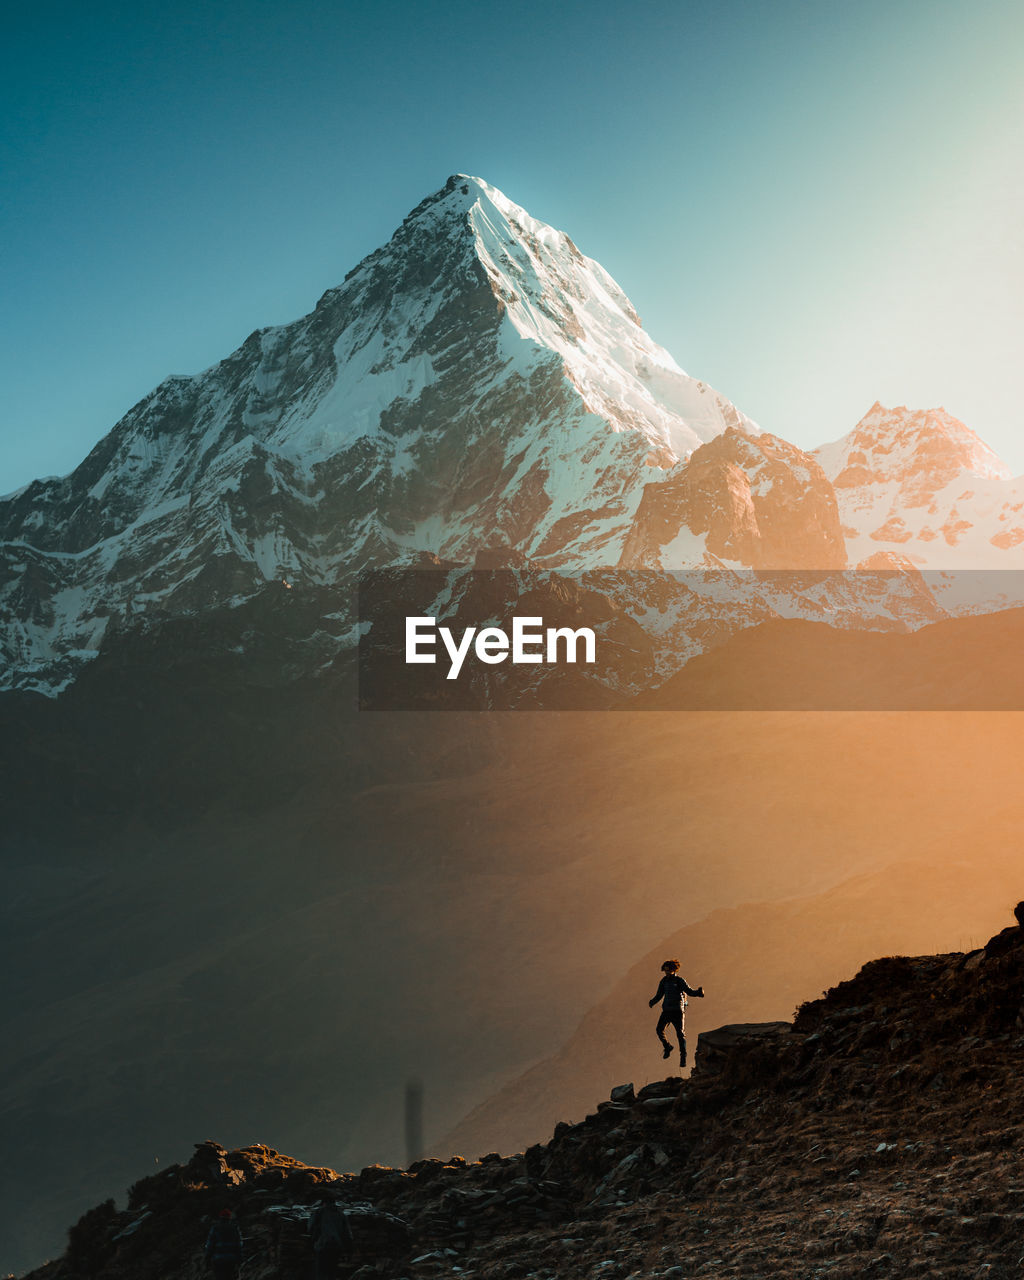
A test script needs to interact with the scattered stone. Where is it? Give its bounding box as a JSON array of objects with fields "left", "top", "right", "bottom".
[{"left": 22, "top": 910, "right": 1024, "bottom": 1280}]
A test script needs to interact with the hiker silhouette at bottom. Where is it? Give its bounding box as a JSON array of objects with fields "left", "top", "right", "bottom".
[
  {"left": 204, "top": 1208, "right": 243, "bottom": 1279},
  {"left": 309, "top": 1196, "right": 352, "bottom": 1279},
  {"left": 649, "top": 958, "right": 704, "bottom": 1068}
]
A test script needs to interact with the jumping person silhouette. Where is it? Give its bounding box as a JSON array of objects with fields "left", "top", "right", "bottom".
[{"left": 649, "top": 958, "right": 704, "bottom": 1067}]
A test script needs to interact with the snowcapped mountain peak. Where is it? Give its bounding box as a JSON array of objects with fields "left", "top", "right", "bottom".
[
  {"left": 396, "top": 174, "right": 758, "bottom": 464},
  {"left": 270, "top": 173, "right": 754, "bottom": 470},
  {"left": 815, "top": 403, "right": 1011, "bottom": 496},
  {"left": 0, "top": 175, "right": 763, "bottom": 694},
  {"left": 446, "top": 172, "right": 542, "bottom": 223}
]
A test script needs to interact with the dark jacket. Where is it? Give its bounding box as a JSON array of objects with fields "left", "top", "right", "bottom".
[{"left": 649, "top": 974, "right": 701, "bottom": 1010}]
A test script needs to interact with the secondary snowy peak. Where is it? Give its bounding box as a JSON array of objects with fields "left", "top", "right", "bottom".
[
  {"left": 815, "top": 403, "right": 1011, "bottom": 501},
  {"left": 814, "top": 403, "right": 1024, "bottom": 576}
]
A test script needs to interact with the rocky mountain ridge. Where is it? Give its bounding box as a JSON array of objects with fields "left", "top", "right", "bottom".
[
  {"left": 618, "top": 427, "right": 846, "bottom": 571},
  {"left": 6, "top": 176, "right": 1024, "bottom": 700},
  {"left": 0, "top": 175, "right": 758, "bottom": 696},
  {"left": 20, "top": 907, "right": 1024, "bottom": 1280}
]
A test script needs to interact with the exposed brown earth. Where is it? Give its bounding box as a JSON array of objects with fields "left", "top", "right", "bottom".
[{"left": 20, "top": 910, "right": 1024, "bottom": 1280}]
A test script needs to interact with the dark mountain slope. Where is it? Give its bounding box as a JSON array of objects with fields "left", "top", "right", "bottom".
[
  {"left": 635, "top": 604, "right": 1024, "bottom": 710},
  {"left": 20, "top": 908, "right": 1024, "bottom": 1280},
  {"left": 6, "top": 586, "right": 1024, "bottom": 1272}
]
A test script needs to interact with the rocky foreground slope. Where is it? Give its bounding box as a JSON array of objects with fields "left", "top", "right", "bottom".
[{"left": 21, "top": 907, "right": 1024, "bottom": 1280}]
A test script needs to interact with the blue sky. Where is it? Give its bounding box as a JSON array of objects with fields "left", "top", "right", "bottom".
[{"left": 3, "top": 0, "right": 1022, "bottom": 492}]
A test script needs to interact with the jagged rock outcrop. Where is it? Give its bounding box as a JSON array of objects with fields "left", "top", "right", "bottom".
[
  {"left": 619, "top": 427, "right": 847, "bottom": 570},
  {"left": 22, "top": 907, "right": 1024, "bottom": 1280},
  {"left": 693, "top": 1022, "right": 792, "bottom": 1076}
]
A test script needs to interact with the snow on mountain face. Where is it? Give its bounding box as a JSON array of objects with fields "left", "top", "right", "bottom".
[
  {"left": 10, "top": 178, "right": 1014, "bottom": 702},
  {"left": 456, "top": 177, "right": 757, "bottom": 464},
  {"left": 0, "top": 175, "right": 758, "bottom": 695},
  {"left": 814, "top": 403, "right": 1024, "bottom": 576}
]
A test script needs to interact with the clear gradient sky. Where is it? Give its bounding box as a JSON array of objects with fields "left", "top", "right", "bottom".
[{"left": 3, "top": 0, "right": 1022, "bottom": 494}]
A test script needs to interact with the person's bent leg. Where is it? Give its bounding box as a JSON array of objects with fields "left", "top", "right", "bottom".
[
  {"left": 656, "top": 1011, "right": 673, "bottom": 1058},
  {"left": 670, "top": 1012, "right": 686, "bottom": 1066}
]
